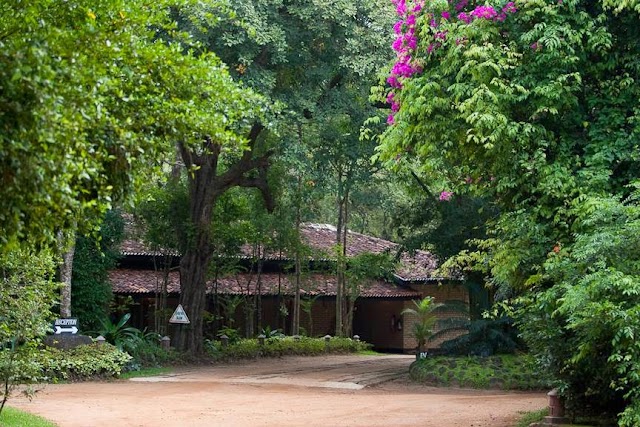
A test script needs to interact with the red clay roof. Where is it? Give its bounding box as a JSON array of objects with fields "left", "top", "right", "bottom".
[
  {"left": 121, "top": 221, "right": 442, "bottom": 281},
  {"left": 109, "top": 269, "right": 422, "bottom": 298}
]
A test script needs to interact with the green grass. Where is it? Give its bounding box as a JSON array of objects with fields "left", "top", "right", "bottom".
[
  {"left": 0, "top": 406, "right": 58, "bottom": 427},
  {"left": 409, "top": 354, "right": 553, "bottom": 390},
  {"left": 514, "top": 408, "right": 548, "bottom": 427},
  {"left": 119, "top": 367, "right": 172, "bottom": 379}
]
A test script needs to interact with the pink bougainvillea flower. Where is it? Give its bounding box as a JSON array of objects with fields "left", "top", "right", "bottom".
[
  {"left": 435, "top": 31, "right": 447, "bottom": 41},
  {"left": 470, "top": 5, "right": 497, "bottom": 20},
  {"left": 406, "top": 14, "right": 416, "bottom": 26},
  {"left": 441, "top": 10, "right": 450, "bottom": 20},
  {"left": 387, "top": 75, "right": 401, "bottom": 88},
  {"left": 406, "top": 36, "right": 417, "bottom": 49},
  {"left": 386, "top": 92, "right": 395, "bottom": 103},
  {"left": 387, "top": 114, "right": 396, "bottom": 125},
  {"left": 439, "top": 191, "right": 453, "bottom": 201},
  {"left": 391, "top": 101, "right": 400, "bottom": 112},
  {"left": 392, "top": 36, "right": 404, "bottom": 52},
  {"left": 503, "top": 2, "right": 517, "bottom": 13},
  {"left": 531, "top": 42, "right": 539, "bottom": 50},
  {"left": 458, "top": 12, "right": 472, "bottom": 24},
  {"left": 396, "top": 2, "right": 407, "bottom": 15},
  {"left": 393, "top": 20, "right": 404, "bottom": 34}
]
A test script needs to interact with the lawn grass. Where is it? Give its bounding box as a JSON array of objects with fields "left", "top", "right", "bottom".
[
  {"left": 514, "top": 408, "right": 548, "bottom": 427},
  {"left": 119, "top": 367, "right": 172, "bottom": 379},
  {"left": 0, "top": 406, "right": 58, "bottom": 427},
  {"left": 409, "top": 354, "right": 553, "bottom": 390}
]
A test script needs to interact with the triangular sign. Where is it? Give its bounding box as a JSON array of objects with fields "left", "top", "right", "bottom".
[{"left": 169, "top": 304, "right": 190, "bottom": 324}]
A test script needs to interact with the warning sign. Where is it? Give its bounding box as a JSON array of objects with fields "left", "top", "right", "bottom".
[{"left": 169, "top": 304, "right": 190, "bottom": 324}]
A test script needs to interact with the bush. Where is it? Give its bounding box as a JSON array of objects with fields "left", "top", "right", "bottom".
[
  {"left": 205, "top": 336, "right": 371, "bottom": 361},
  {"left": 92, "top": 313, "right": 176, "bottom": 369},
  {"left": 33, "top": 343, "right": 131, "bottom": 381},
  {"left": 409, "top": 355, "right": 552, "bottom": 391}
]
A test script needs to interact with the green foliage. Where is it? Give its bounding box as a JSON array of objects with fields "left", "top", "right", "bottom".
[
  {"left": 217, "top": 327, "right": 241, "bottom": 345},
  {"left": 205, "top": 336, "right": 371, "bottom": 361},
  {"left": 34, "top": 343, "right": 131, "bottom": 382},
  {"left": 91, "top": 313, "right": 169, "bottom": 368},
  {"left": 378, "top": 0, "right": 640, "bottom": 423},
  {"left": 72, "top": 209, "right": 124, "bottom": 331},
  {"left": 438, "top": 316, "right": 521, "bottom": 357},
  {"left": 0, "top": 247, "right": 58, "bottom": 414},
  {"left": 409, "top": 355, "right": 552, "bottom": 391},
  {"left": 401, "top": 297, "right": 443, "bottom": 351},
  {"left": 518, "top": 190, "right": 640, "bottom": 423},
  {"left": 0, "top": 0, "right": 266, "bottom": 249},
  {"left": 514, "top": 409, "right": 549, "bottom": 427},
  {"left": 94, "top": 314, "right": 140, "bottom": 351},
  {"left": 0, "top": 406, "right": 57, "bottom": 427}
]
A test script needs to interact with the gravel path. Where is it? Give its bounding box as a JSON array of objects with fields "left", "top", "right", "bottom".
[{"left": 10, "top": 354, "right": 546, "bottom": 426}]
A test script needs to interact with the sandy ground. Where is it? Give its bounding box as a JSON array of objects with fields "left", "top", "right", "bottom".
[{"left": 9, "top": 354, "right": 546, "bottom": 427}]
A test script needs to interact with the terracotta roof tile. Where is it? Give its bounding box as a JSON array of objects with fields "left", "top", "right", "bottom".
[
  {"left": 109, "top": 269, "right": 421, "bottom": 299},
  {"left": 121, "top": 222, "right": 444, "bottom": 280}
]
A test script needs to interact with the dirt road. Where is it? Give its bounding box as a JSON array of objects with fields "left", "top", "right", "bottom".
[{"left": 10, "top": 354, "right": 546, "bottom": 426}]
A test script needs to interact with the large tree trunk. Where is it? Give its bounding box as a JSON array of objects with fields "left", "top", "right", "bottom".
[
  {"left": 177, "top": 248, "right": 210, "bottom": 353},
  {"left": 175, "top": 139, "right": 217, "bottom": 354},
  {"left": 57, "top": 227, "right": 76, "bottom": 318},
  {"left": 175, "top": 124, "right": 272, "bottom": 354}
]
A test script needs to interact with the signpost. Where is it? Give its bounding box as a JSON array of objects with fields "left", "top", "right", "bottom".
[
  {"left": 169, "top": 304, "right": 190, "bottom": 324},
  {"left": 53, "top": 318, "right": 79, "bottom": 335}
]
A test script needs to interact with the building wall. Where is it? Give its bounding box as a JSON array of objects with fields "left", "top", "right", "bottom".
[
  {"left": 401, "top": 282, "right": 469, "bottom": 352},
  {"left": 117, "top": 280, "right": 469, "bottom": 353},
  {"left": 353, "top": 299, "right": 408, "bottom": 351}
]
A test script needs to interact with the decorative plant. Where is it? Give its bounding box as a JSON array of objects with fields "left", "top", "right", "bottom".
[
  {"left": 95, "top": 314, "right": 140, "bottom": 351},
  {"left": 401, "top": 296, "right": 444, "bottom": 354}
]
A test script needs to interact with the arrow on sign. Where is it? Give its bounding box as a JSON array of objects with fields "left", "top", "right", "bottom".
[{"left": 55, "top": 326, "right": 78, "bottom": 334}]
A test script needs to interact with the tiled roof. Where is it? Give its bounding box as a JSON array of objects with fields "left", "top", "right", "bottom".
[
  {"left": 121, "top": 220, "right": 444, "bottom": 281},
  {"left": 109, "top": 268, "right": 422, "bottom": 298}
]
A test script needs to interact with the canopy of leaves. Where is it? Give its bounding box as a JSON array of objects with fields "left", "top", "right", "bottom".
[
  {"left": 72, "top": 210, "right": 125, "bottom": 331},
  {"left": 0, "top": 0, "right": 265, "bottom": 250},
  {"left": 377, "top": 0, "right": 640, "bottom": 422}
]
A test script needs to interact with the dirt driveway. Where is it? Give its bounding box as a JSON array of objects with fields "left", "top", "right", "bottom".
[{"left": 10, "top": 354, "right": 546, "bottom": 427}]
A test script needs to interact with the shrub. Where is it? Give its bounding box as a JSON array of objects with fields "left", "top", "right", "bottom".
[
  {"left": 92, "top": 313, "right": 175, "bottom": 369},
  {"left": 205, "top": 336, "right": 371, "bottom": 361},
  {"left": 409, "top": 355, "right": 552, "bottom": 391},
  {"left": 33, "top": 343, "right": 131, "bottom": 381}
]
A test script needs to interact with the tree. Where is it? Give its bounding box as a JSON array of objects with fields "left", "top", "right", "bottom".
[
  {"left": 2, "top": 0, "right": 274, "bottom": 356},
  {"left": 1, "top": 0, "right": 186, "bottom": 248},
  {"left": 164, "top": 0, "right": 396, "bottom": 348},
  {"left": 0, "top": 246, "right": 59, "bottom": 415},
  {"left": 377, "top": 0, "right": 640, "bottom": 422}
]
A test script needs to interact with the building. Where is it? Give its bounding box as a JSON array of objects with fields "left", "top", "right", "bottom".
[{"left": 109, "top": 223, "right": 468, "bottom": 352}]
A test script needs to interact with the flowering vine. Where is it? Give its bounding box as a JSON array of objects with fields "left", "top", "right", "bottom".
[
  {"left": 386, "top": 1, "right": 518, "bottom": 126},
  {"left": 387, "top": 0, "right": 424, "bottom": 125}
]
